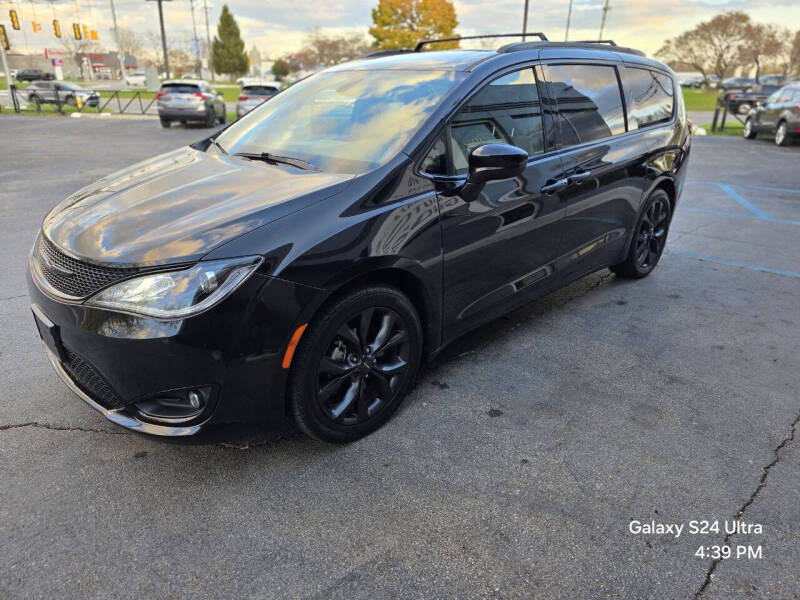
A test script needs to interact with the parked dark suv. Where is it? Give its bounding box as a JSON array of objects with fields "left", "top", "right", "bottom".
[
  {"left": 28, "top": 35, "right": 690, "bottom": 442},
  {"left": 15, "top": 69, "right": 54, "bottom": 82},
  {"left": 743, "top": 84, "right": 800, "bottom": 146}
]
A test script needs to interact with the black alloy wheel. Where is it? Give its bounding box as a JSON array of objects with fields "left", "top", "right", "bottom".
[
  {"left": 610, "top": 189, "right": 672, "bottom": 279},
  {"left": 289, "top": 285, "right": 422, "bottom": 442},
  {"left": 634, "top": 196, "right": 669, "bottom": 269},
  {"left": 316, "top": 307, "right": 410, "bottom": 426}
]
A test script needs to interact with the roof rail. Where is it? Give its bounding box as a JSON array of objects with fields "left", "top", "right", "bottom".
[
  {"left": 570, "top": 39, "right": 617, "bottom": 46},
  {"left": 364, "top": 49, "right": 414, "bottom": 59},
  {"left": 498, "top": 40, "right": 645, "bottom": 57},
  {"left": 415, "top": 32, "right": 548, "bottom": 52}
]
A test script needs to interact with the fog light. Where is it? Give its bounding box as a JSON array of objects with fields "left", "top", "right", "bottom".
[{"left": 134, "top": 387, "right": 212, "bottom": 424}]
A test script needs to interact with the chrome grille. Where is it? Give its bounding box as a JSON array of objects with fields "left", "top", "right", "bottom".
[
  {"left": 35, "top": 234, "right": 140, "bottom": 299},
  {"left": 62, "top": 347, "right": 125, "bottom": 409}
]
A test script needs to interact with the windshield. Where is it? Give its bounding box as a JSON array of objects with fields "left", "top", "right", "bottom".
[{"left": 216, "top": 69, "right": 466, "bottom": 173}]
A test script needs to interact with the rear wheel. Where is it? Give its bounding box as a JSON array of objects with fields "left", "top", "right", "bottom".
[
  {"left": 159, "top": 118, "right": 171, "bottom": 128},
  {"left": 743, "top": 118, "right": 757, "bottom": 139},
  {"left": 205, "top": 107, "right": 216, "bottom": 128},
  {"left": 289, "top": 285, "right": 423, "bottom": 443},
  {"left": 775, "top": 121, "right": 791, "bottom": 146},
  {"left": 218, "top": 109, "right": 226, "bottom": 125},
  {"left": 610, "top": 189, "right": 672, "bottom": 279}
]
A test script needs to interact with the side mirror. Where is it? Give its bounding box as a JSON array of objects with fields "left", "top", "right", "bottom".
[{"left": 460, "top": 143, "right": 528, "bottom": 202}]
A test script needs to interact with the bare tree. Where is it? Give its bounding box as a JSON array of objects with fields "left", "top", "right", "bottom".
[
  {"left": 739, "top": 23, "right": 782, "bottom": 82},
  {"left": 657, "top": 11, "right": 751, "bottom": 81},
  {"left": 281, "top": 30, "right": 373, "bottom": 72},
  {"left": 116, "top": 28, "right": 143, "bottom": 59}
]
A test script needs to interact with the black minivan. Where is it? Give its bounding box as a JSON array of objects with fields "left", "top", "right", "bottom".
[{"left": 28, "top": 36, "right": 690, "bottom": 442}]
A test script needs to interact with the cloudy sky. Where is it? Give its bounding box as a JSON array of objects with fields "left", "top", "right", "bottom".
[{"left": 5, "top": 0, "right": 800, "bottom": 59}]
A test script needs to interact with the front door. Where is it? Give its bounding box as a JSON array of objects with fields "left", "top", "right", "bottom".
[{"left": 424, "top": 66, "right": 568, "bottom": 341}]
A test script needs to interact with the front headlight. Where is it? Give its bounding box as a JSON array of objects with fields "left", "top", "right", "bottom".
[{"left": 85, "top": 256, "right": 262, "bottom": 319}]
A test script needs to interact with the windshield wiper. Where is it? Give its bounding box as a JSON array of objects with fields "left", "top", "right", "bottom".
[{"left": 233, "top": 152, "right": 319, "bottom": 171}]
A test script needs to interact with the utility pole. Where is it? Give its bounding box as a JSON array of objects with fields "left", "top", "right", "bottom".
[
  {"left": 147, "top": 0, "right": 173, "bottom": 78},
  {"left": 202, "top": 0, "right": 213, "bottom": 81},
  {"left": 108, "top": 0, "right": 125, "bottom": 80},
  {"left": 0, "top": 31, "right": 18, "bottom": 111},
  {"left": 564, "top": 0, "right": 573, "bottom": 41},
  {"left": 522, "top": 0, "right": 529, "bottom": 36},
  {"left": 189, "top": 0, "right": 201, "bottom": 74},
  {"left": 599, "top": 0, "right": 610, "bottom": 40}
]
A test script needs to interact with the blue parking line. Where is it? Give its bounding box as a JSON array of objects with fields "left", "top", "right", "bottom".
[
  {"left": 691, "top": 180, "right": 800, "bottom": 196},
  {"left": 665, "top": 249, "right": 800, "bottom": 279},
  {"left": 714, "top": 183, "right": 773, "bottom": 220},
  {"left": 681, "top": 207, "right": 800, "bottom": 227}
]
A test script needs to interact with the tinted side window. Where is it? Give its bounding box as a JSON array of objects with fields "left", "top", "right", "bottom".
[
  {"left": 543, "top": 64, "right": 625, "bottom": 146},
  {"left": 449, "top": 68, "right": 544, "bottom": 174},
  {"left": 624, "top": 68, "right": 674, "bottom": 129}
]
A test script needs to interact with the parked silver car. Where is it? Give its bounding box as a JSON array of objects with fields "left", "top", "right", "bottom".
[
  {"left": 27, "top": 81, "right": 99, "bottom": 109},
  {"left": 236, "top": 82, "right": 280, "bottom": 119},
  {"left": 156, "top": 80, "right": 226, "bottom": 128}
]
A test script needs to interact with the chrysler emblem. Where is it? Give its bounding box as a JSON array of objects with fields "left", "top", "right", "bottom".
[{"left": 40, "top": 253, "right": 75, "bottom": 277}]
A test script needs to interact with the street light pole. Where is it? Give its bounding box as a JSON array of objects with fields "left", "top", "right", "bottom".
[
  {"left": 522, "top": 0, "right": 529, "bottom": 35},
  {"left": 565, "top": 0, "right": 573, "bottom": 41},
  {"left": 202, "top": 0, "right": 213, "bottom": 81},
  {"left": 189, "top": 0, "right": 201, "bottom": 74},
  {"left": 108, "top": 0, "right": 125, "bottom": 80},
  {"left": 599, "top": 0, "right": 611, "bottom": 40},
  {"left": 147, "top": 0, "right": 172, "bottom": 79}
]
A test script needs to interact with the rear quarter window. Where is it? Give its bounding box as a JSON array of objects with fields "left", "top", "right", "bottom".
[
  {"left": 623, "top": 68, "right": 674, "bottom": 129},
  {"left": 543, "top": 64, "right": 626, "bottom": 146},
  {"left": 243, "top": 86, "right": 278, "bottom": 95},
  {"left": 160, "top": 84, "right": 201, "bottom": 94}
]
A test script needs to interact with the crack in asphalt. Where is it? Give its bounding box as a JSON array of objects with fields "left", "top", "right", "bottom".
[
  {"left": 694, "top": 410, "right": 800, "bottom": 598},
  {"left": 0, "top": 421, "right": 131, "bottom": 435},
  {"left": 0, "top": 293, "right": 27, "bottom": 302}
]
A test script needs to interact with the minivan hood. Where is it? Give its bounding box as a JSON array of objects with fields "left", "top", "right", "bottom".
[{"left": 43, "top": 147, "right": 352, "bottom": 267}]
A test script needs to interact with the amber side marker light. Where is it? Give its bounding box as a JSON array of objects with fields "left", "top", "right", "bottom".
[{"left": 282, "top": 324, "right": 308, "bottom": 369}]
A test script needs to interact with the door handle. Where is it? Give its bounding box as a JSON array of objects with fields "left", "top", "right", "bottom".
[
  {"left": 567, "top": 170, "right": 592, "bottom": 185},
  {"left": 540, "top": 178, "right": 569, "bottom": 195}
]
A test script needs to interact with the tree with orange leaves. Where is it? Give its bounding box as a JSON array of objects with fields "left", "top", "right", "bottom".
[{"left": 369, "top": 0, "right": 459, "bottom": 50}]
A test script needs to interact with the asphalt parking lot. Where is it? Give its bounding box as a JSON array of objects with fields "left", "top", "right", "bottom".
[{"left": 1, "top": 116, "right": 799, "bottom": 599}]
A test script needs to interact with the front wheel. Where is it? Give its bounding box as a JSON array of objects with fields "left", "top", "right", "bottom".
[
  {"left": 775, "top": 121, "right": 791, "bottom": 146},
  {"left": 743, "top": 118, "right": 757, "bottom": 139},
  {"left": 159, "top": 118, "right": 171, "bottom": 128},
  {"left": 289, "top": 285, "right": 423, "bottom": 443},
  {"left": 610, "top": 189, "right": 672, "bottom": 279}
]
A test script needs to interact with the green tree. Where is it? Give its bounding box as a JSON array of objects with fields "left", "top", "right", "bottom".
[
  {"left": 271, "top": 58, "right": 290, "bottom": 80},
  {"left": 212, "top": 5, "right": 248, "bottom": 76},
  {"left": 369, "top": 0, "right": 459, "bottom": 50}
]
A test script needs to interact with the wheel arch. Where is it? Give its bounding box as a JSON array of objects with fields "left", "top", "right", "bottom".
[{"left": 310, "top": 263, "right": 440, "bottom": 359}]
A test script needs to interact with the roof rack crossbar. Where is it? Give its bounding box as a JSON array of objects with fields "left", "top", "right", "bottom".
[
  {"left": 414, "top": 32, "right": 548, "bottom": 52},
  {"left": 570, "top": 39, "right": 617, "bottom": 46}
]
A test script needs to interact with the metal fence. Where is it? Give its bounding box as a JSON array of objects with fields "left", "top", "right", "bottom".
[{"left": 2, "top": 85, "right": 157, "bottom": 116}]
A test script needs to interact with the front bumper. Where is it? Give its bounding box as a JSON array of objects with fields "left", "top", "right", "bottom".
[{"left": 28, "top": 265, "right": 322, "bottom": 436}]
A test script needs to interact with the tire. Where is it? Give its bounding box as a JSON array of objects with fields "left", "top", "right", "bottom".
[
  {"left": 160, "top": 118, "right": 171, "bottom": 128},
  {"left": 775, "top": 121, "right": 791, "bottom": 146},
  {"left": 610, "top": 189, "right": 672, "bottom": 279},
  {"left": 743, "top": 118, "right": 757, "bottom": 140},
  {"left": 289, "top": 285, "right": 423, "bottom": 443},
  {"left": 205, "top": 107, "right": 216, "bottom": 128},
  {"left": 218, "top": 109, "right": 226, "bottom": 125},
  {"left": 65, "top": 95, "right": 76, "bottom": 107}
]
